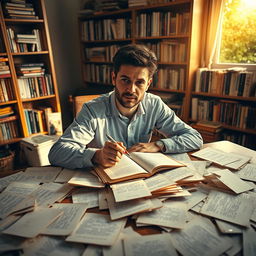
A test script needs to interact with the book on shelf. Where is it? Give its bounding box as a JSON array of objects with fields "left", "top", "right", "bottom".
[
  {"left": 192, "top": 120, "right": 223, "bottom": 133},
  {"left": 94, "top": 152, "right": 185, "bottom": 184},
  {"left": 3, "top": 0, "right": 39, "bottom": 19},
  {"left": 46, "top": 112, "right": 63, "bottom": 136}
]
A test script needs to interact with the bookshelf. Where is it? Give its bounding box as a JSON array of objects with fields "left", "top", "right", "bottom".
[
  {"left": 191, "top": 68, "right": 256, "bottom": 150},
  {"left": 0, "top": 0, "right": 61, "bottom": 156},
  {"left": 78, "top": 0, "right": 205, "bottom": 121}
]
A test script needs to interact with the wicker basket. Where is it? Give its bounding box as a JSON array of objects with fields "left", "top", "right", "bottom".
[{"left": 0, "top": 151, "right": 15, "bottom": 172}]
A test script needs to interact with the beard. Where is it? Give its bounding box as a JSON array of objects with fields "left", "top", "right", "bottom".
[{"left": 115, "top": 87, "right": 141, "bottom": 109}]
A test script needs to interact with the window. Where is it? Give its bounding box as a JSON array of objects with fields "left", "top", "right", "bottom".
[{"left": 215, "top": 0, "right": 256, "bottom": 67}]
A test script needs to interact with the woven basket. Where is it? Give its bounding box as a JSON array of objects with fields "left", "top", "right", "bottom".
[{"left": 0, "top": 151, "right": 15, "bottom": 172}]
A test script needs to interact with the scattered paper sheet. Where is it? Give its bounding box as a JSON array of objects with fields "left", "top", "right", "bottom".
[
  {"left": 200, "top": 190, "right": 254, "bottom": 227},
  {"left": 211, "top": 169, "right": 254, "bottom": 194},
  {"left": 68, "top": 171, "right": 105, "bottom": 188},
  {"left": 136, "top": 201, "right": 187, "bottom": 229},
  {"left": 144, "top": 173, "right": 175, "bottom": 192},
  {"left": 162, "top": 166, "right": 194, "bottom": 182},
  {"left": 0, "top": 171, "right": 26, "bottom": 192},
  {"left": 72, "top": 188, "right": 99, "bottom": 208},
  {"left": 24, "top": 166, "right": 62, "bottom": 182},
  {"left": 55, "top": 168, "right": 76, "bottom": 183},
  {"left": 214, "top": 219, "right": 244, "bottom": 234},
  {"left": 0, "top": 234, "right": 25, "bottom": 253},
  {"left": 170, "top": 217, "right": 232, "bottom": 256},
  {"left": 105, "top": 189, "right": 158, "bottom": 220},
  {"left": 236, "top": 163, "right": 256, "bottom": 182},
  {"left": 0, "top": 192, "right": 35, "bottom": 219},
  {"left": 66, "top": 213, "right": 126, "bottom": 246},
  {"left": 111, "top": 179, "right": 152, "bottom": 202},
  {"left": 42, "top": 203, "right": 88, "bottom": 236},
  {"left": 3, "top": 208, "right": 63, "bottom": 238},
  {"left": 81, "top": 244, "right": 102, "bottom": 256},
  {"left": 124, "top": 233, "right": 178, "bottom": 256},
  {"left": 243, "top": 226, "right": 256, "bottom": 256},
  {"left": 31, "top": 182, "right": 73, "bottom": 207},
  {"left": 98, "top": 189, "right": 108, "bottom": 210},
  {"left": 4, "top": 181, "right": 40, "bottom": 195}
]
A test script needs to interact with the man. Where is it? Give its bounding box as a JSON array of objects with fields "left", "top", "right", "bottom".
[{"left": 49, "top": 44, "right": 203, "bottom": 169}]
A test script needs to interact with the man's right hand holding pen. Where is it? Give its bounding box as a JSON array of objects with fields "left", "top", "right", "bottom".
[{"left": 92, "top": 134, "right": 129, "bottom": 168}]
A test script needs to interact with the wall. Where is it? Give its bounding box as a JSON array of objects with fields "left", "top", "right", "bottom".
[{"left": 44, "top": 0, "right": 83, "bottom": 129}]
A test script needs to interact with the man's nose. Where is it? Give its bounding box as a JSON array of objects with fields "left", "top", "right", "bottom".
[{"left": 126, "top": 82, "right": 136, "bottom": 92}]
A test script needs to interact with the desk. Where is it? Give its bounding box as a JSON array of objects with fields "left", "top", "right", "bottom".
[{"left": 0, "top": 141, "right": 255, "bottom": 255}]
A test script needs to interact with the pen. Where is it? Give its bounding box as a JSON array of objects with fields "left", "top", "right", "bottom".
[{"left": 106, "top": 134, "right": 130, "bottom": 156}]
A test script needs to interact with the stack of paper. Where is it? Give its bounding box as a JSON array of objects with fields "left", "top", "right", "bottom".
[{"left": 0, "top": 148, "right": 255, "bottom": 256}]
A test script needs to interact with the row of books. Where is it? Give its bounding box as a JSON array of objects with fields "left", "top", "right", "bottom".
[
  {"left": 0, "top": 106, "right": 14, "bottom": 118},
  {"left": 0, "top": 78, "right": 14, "bottom": 102},
  {"left": 136, "top": 11, "right": 190, "bottom": 37},
  {"left": 145, "top": 40, "right": 187, "bottom": 63},
  {"left": 84, "top": 64, "right": 113, "bottom": 84},
  {"left": 24, "top": 106, "right": 62, "bottom": 136},
  {"left": 195, "top": 67, "right": 256, "bottom": 97},
  {"left": 17, "top": 74, "right": 54, "bottom": 99},
  {"left": 6, "top": 28, "right": 42, "bottom": 53},
  {"left": 191, "top": 98, "right": 256, "bottom": 129},
  {"left": 0, "top": 57, "right": 11, "bottom": 78},
  {"left": 85, "top": 45, "right": 120, "bottom": 62},
  {"left": 156, "top": 67, "right": 185, "bottom": 90},
  {"left": 129, "top": 0, "right": 174, "bottom": 8},
  {"left": 0, "top": 115, "right": 19, "bottom": 141},
  {"left": 2, "top": 0, "right": 39, "bottom": 19},
  {"left": 81, "top": 18, "right": 131, "bottom": 41}
]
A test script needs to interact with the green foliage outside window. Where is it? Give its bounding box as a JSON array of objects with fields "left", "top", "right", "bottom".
[{"left": 220, "top": 0, "right": 256, "bottom": 64}]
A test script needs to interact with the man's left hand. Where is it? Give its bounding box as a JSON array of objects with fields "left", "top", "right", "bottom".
[{"left": 128, "top": 142, "right": 162, "bottom": 153}]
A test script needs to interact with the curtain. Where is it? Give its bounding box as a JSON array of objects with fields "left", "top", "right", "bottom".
[{"left": 201, "top": 0, "right": 224, "bottom": 68}]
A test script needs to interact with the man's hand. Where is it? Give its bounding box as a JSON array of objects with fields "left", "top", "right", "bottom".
[
  {"left": 128, "top": 142, "right": 162, "bottom": 153},
  {"left": 92, "top": 141, "right": 127, "bottom": 168}
]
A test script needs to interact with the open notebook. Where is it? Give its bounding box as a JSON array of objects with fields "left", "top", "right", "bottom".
[{"left": 94, "top": 152, "right": 185, "bottom": 184}]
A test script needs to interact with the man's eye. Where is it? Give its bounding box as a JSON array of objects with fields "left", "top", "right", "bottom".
[
  {"left": 136, "top": 81, "right": 145, "bottom": 86},
  {"left": 121, "top": 79, "right": 130, "bottom": 84}
]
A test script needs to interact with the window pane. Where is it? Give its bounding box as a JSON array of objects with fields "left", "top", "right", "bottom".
[{"left": 219, "top": 0, "right": 256, "bottom": 64}]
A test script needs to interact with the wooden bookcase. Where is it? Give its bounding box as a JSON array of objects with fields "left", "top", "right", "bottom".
[
  {"left": 191, "top": 68, "right": 256, "bottom": 150},
  {"left": 78, "top": 0, "right": 205, "bottom": 122},
  {"left": 0, "top": 0, "right": 60, "bottom": 150}
]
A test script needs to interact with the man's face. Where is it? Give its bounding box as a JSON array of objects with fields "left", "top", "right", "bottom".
[{"left": 112, "top": 65, "right": 152, "bottom": 110}]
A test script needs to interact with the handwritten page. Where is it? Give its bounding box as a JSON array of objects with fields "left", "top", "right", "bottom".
[
  {"left": 224, "top": 152, "right": 251, "bottom": 170},
  {"left": 124, "top": 233, "right": 178, "bottom": 256},
  {"left": 183, "top": 189, "right": 208, "bottom": 209},
  {"left": 243, "top": 226, "right": 256, "bottom": 256},
  {"left": 72, "top": 188, "right": 99, "bottom": 209},
  {"left": 136, "top": 201, "right": 187, "bottom": 229},
  {"left": 111, "top": 179, "right": 151, "bottom": 202},
  {"left": 236, "top": 163, "right": 256, "bottom": 182},
  {"left": 184, "top": 160, "right": 208, "bottom": 176},
  {"left": 144, "top": 174, "right": 175, "bottom": 192},
  {"left": 3, "top": 208, "right": 63, "bottom": 238},
  {"left": 200, "top": 190, "right": 254, "bottom": 226},
  {"left": 4, "top": 181, "right": 40, "bottom": 195},
  {"left": 105, "top": 189, "right": 157, "bottom": 220},
  {"left": 167, "top": 152, "right": 191, "bottom": 161},
  {"left": 66, "top": 212, "right": 126, "bottom": 246},
  {"left": 225, "top": 234, "right": 242, "bottom": 256},
  {"left": 192, "top": 147, "right": 248, "bottom": 169},
  {"left": 162, "top": 166, "right": 194, "bottom": 182},
  {"left": 55, "top": 168, "right": 76, "bottom": 183},
  {"left": 170, "top": 217, "right": 232, "bottom": 256},
  {"left": 24, "top": 166, "right": 62, "bottom": 182},
  {"left": 211, "top": 169, "right": 254, "bottom": 194},
  {"left": 0, "top": 192, "right": 35, "bottom": 219},
  {"left": 42, "top": 203, "right": 88, "bottom": 236},
  {"left": 68, "top": 171, "right": 105, "bottom": 188},
  {"left": 0, "top": 171, "right": 25, "bottom": 192},
  {"left": 0, "top": 215, "right": 21, "bottom": 232},
  {"left": 31, "top": 182, "right": 73, "bottom": 207}
]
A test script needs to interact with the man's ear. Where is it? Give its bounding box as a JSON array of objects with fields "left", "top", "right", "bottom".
[
  {"left": 111, "top": 71, "right": 116, "bottom": 86},
  {"left": 146, "top": 77, "right": 153, "bottom": 90}
]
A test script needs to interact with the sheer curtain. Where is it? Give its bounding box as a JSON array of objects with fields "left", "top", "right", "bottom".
[{"left": 201, "top": 0, "right": 224, "bottom": 68}]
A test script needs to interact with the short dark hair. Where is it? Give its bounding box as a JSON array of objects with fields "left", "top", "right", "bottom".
[{"left": 112, "top": 44, "right": 158, "bottom": 78}]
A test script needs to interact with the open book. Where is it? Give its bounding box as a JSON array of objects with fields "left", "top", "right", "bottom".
[{"left": 94, "top": 152, "right": 185, "bottom": 184}]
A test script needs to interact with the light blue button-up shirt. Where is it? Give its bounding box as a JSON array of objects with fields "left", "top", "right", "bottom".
[{"left": 48, "top": 91, "right": 203, "bottom": 169}]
